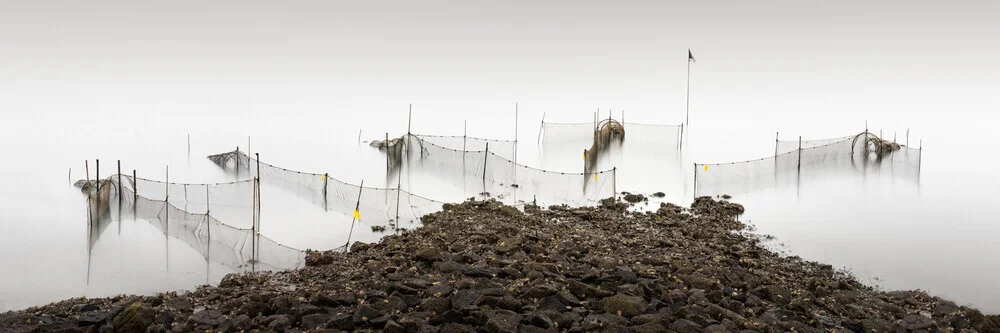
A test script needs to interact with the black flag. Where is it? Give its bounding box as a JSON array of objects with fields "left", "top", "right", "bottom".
[{"left": 688, "top": 49, "right": 696, "bottom": 63}]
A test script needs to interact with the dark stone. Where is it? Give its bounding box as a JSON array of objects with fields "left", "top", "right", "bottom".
[
  {"left": 430, "top": 310, "right": 465, "bottom": 325},
  {"left": 111, "top": 302, "right": 155, "bottom": 333},
  {"left": 327, "top": 312, "right": 354, "bottom": 330},
  {"left": 78, "top": 311, "right": 108, "bottom": 326},
  {"left": 464, "top": 267, "right": 497, "bottom": 278},
  {"left": 538, "top": 296, "right": 568, "bottom": 312},
  {"left": 900, "top": 314, "right": 935, "bottom": 330},
  {"left": 452, "top": 289, "right": 479, "bottom": 309},
  {"left": 72, "top": 304, "right": 100, "bottom": 313},
  {"left": 421, "top": 297, "right": 453, "bottom": 314},
  {"left": 190, "top": 309, "right": 225, "bottom": 328},
  {"left": 265, "top": 314, "right": 292, "bottom": 332},
  {"left": 567, "top": 279, "right": 614, "bottom": 299},
  {"left": 524, "top": 285, "right": 559, "bottom": 299},
  {"left": 426, "top": 284, "right": 456, "bottom": 297},
  {"left": 527, "top": 313, "right": 554, "bottom": 329},
  {"left": 384, "top": 319, "right": 405, "bottom": 333},
  {"left": 416, "top": 247, "right": 444, "bottom": 262},
  {"left": 601, "top": 294, "right": 645, "bottom": 317},
  {"left": 485, "top": 310, "right": 522, "bottom": 333},
  {"left": 218, "top": 314, "right": 252, "bottom": 333},
  {"left": 353, "top": 304, "right": 380, "bottom": 324},
  {"left": 440, "top": 322, "right": 476, "bottom": 333},
  {"left": 300, "top": 313, "right": 331, "bottom": 330},
  {"left": 670, "top": 318, "right": 704, "bottom": 333}
]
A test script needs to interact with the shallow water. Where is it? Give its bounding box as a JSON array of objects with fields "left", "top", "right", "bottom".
[{"left": 2, "top": 0, "right": 998, "bottom": 313}]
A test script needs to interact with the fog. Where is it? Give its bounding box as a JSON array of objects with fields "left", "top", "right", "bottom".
[{"left": 1, "top": 0, "right": 998, "bottom": 313}]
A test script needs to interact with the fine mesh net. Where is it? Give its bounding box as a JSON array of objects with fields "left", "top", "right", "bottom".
[
  {"left": 413, "top": 134, "right": 517, "bottom": 160},
  {"left": 84, "top": 176, "right": 305, "bottom": 272},
  {"left": 207, "top": 150, "right": 446, "bottom": 227},
  {"left": 775, "top": 135, "right": 853, "bottom": 155},
  {"left": 410, "top": 135, "right": 616, "bottom": 206},
  {"left": 695, "top": 135, "right": 922, "bottom": 197},
  {"left": 540, "top": 120, "right": 683, "bottom": 146}
]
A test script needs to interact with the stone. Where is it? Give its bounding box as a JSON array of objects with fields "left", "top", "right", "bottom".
[
  {"left": 485, "top": 310, "right": 522, "bottom": 333},
  {"left": 78, "top": 311, "right": 108, "bottom": 326},
  {"left": 601, "top": 294, "right": 645, "bottom": 317},
  {"left": 901, "top": 314, "right": 935, "bottom": 330},
  {"left": 301, "top": 313, "right": 331, "bottom": 330},
  {"left": 72, "top": 304, "right": 99, "bottom": 313},
  {"left": 464, "top": 267, "right": 497, "bottom": 278},
  {"left": 670, "top": 318, "right": 704, "bottom": 333},
  {"left": 353, "top": 304, "right": 379, "bottom": 324},
  {"left": 384, "top": 319, "right": 405, "bottom": 333},
  {"left": 421, "top": 297, "right": 453, "bottom": 314},
  {"left": 452, "top": 289, "right": 479, "bottom": 309},
  {"left": 568, "top": 279, "right": 614, "bottom": 299},
  {"left": 524, "top": 284, "right": 559, "bottom": 299},
  {"left": 111, "top": 302, "right": 155, "bottom": 333},
  {"left": 430, "top": 310, "right": 465, "bottom": 325},
  {"left": 266, "top": 314, "right": 292, "bottom": 332},
  {"left": 527, "top": 312, "right": 554, "bottom": 329},
  {"left": 327, "top": 312, "right": 354, "bottom": 330},
  {"left": 426, "top": 284, "right": 456, "bottom": 297},
  {"left": 416, "top": 247, "right": 444, "bottom": 262}
]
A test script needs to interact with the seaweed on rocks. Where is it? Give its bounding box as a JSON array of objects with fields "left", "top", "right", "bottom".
[{"left": 3, "top": 197, "right": 997, "bottom": 333}]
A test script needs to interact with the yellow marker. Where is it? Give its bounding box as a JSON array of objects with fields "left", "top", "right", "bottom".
[
  {"left": 322, "top": 174, "right": 326, "bottom": 181},
  {"left": 594, "top": 173, "right": 598, "bottom": 181},
  {"left": 703, "top": 165, "right": 709, "bottom": 171},
  {"left": 353, "top": 209, "right": 360, "bottom": 219}
]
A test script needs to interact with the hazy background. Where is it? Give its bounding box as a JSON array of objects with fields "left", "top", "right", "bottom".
[{"left": 1, "top": 0, "right": 998, "bottom": 312}]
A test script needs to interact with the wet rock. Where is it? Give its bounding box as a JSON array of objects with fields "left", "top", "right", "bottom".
[
  {"left": 670, "top": 318, "right": 705, "bottom": 333},
  {"left": 484, "top": 310, "right": 522, "bottom": 333},
  {"left": 72, "top": 303, "right": 99, "bottom": 313},
  {"left": 426, "top": 284, "right": 455, "bottom": 297},
  {"left": 568, "top": 279, "right": 615, "bottom": 299},
  {"left": 421, "top": 297, "right": 452, "bottom": 314},
  {"left": 300, "top": 312, "right": 331, "bottom": 330},
  {"left": 190, "top": 309, "right": 225, "bottom": 328},
  {"left": 526, "top": 312, "right": 554, "bottom": 329},
  {"left": 265, "top": 314, "right": 292, "bottom": 332},
  {"left": 602, "top": 294, "right": 645, "bottom": 317},
  {"left": 416, "top": 247, "right": 444, "bottom": 262},
  {"left": 78, "top": 311, "right": 108, "bottom": 326},
  {"left": 430, "top": 310, "right": 464, "bottom": 325},
  {"left": 327, "top": 312, "right": 354, "bottom": 330},
  {"left": 353, "top": 304, "right": 379, "bottom": 324},
  {"left": 901, "top": 314, "right": 935, "bottom": 330},
  {"left": 111, "top": 302, "right": 155, "bottom": 333}
]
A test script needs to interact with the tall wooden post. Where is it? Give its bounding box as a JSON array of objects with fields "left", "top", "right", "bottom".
[
  {"left": 117, "top": 160, "right": 122, "bottom": 205},
  {"left": 483, "top": 143, "right": 489, "bottom": 196},
  {"left": 133, "top": 170, "right": 137, "bottom": 219},
  {"left": 345, "top": 180, "right": 364, "bottom": 251},
  {"left": 797, "top": 136, "right": 803, "bottom": 172},
  {"left": 514, "top": 102, "right": 518, "bottom": 186}
]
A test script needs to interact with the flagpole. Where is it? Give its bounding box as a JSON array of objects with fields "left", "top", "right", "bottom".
[{"left": 685, "top": 50, "right": 691, "bottom": 140}]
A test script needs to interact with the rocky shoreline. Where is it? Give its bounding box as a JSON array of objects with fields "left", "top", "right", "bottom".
[{"left": 3, "top": 197, "right": 998, "bottom": 333}]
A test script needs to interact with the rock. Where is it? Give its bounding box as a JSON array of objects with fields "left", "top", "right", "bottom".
[
  {"left": 190, "top": 309, "right": 225, "bottom": 328},
  {"left": 427, "top": 284, "right": 456, "bottom": 297},
  {"left": 421, "top": 297, "right": 452, "bottom": 314},
  {"left": 452, "top": 289, "right": 479, "bottom": 309},
  {"left": 72, "top": 304, "right": 99, "bottom": 313},
  {"left": 301, "top": 313, "right": 331, "bottom": 330},
  {"left": 901, "top": 314, "right": 935, "bottom": 330},
  {"left": 384, "top": 319, "right": 405, "bottom": 333},
  {"left": 265, "top": 314, "right": 292, "bottom": 332},
  {"left": 430, "top": 310, "right": 465, "bottom": 325},
  {"left": 568, "top": 279, "right": 615, "bottom": 299},
  {"left": 527, "top": 312, "right": 554, "bottom": 329},
  {"left": 78, "top": 311, "right": 108, "bottom": 326},
  {"left": 327, "top": 312, "right": 354, "bottom": 330},
  {"left": 680, "top": 274, "right": 719, "bottom": 291},
  {"left": 111, "top": 302, "right": 155, "bottom": 333},
  {"left": 485, "top": 310, "right": 523, "bottom": 333},
  {"left": 350, "top": 241, "right": 371, "bottom": 253},
  {"left": 464, "top": 267, "right": 496, "bottom": 278},
  {"left": 670, "top": 318, "right": 704, "bottom": 333},
  {"left": 439, "top": 322, "right": 476, "bottom": 333},
  {"left": 601, "top": 294, "right": 645, "bottom": 317},
  {"left": 416, "top": 247, "right": 444, "bottom": 262},
  {"left": 353, "top": 304, "right": 379, "bottom": 324}
]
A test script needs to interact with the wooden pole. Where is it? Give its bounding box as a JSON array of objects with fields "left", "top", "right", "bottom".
[
  {"left": 685, "top": 50, "right": 692, "bottom": 133},
  {"left": 133, "top": 169, "right": 137, "bottom": 219},
  {"left": 775, "top": 132, "right": 779, "bottom": 158},
  {"left": 797, "top": 136, "right": 802, "bottom": 172},
  {"left": 96, "top": 159, "right": 100, "bottom": 195},
  {"left": 117, "top": 160, "right": 122, "bottom": 205},
  {"left": 514, "top": 102, "right": 518, "bottom": 186},
  {"left": 537, "top": 113, "right": 545, "bottom": 144},
  {"left": 235, "top": 146, "right": 240, "bottom": 180},
  {"left": 693, "top": 163, "right": 697, "bottom": 199},
  {"left": 613, "top": 167, "right": 617, "bottom": 198},
  {"left": 85, "top": 160, "right": 92, "bottom": 225},
  {"left": 385, "top": 133, "right": 390, "bottom": 172},
  {"left": 345, "top": 180, "right": 364, "bottom": 251},
  {"left": 206, "top": 184, "right": 210, "bottom": 215},
  {"left": 407, "top": 104, "right": 413, "bottom": 158},
  {"left": 483, "top": 143, "right": 489, "bottom": 196},
  {"left": 255, "top": 153, "right": 261, "bottom": 262},
  {"left": 323, "top": 173, "right": 329, "bottom": 212}
]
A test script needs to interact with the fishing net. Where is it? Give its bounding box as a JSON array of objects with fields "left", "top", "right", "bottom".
[
  {"left": 540, "top": 120, "right": 683, "bottom": 146},
  {"left": 413, "top": 134, "right": 517, "bottom": 160},
  {"left": 207, "top": 150, "right": 446, "bottom": 227},
  {"left": 82, "top": 177, "right": 305, "bottom": 272},
  {"left": 695, "top": 135, "right": 922, "bottom": 197},
  {"left": 409, "top": 135, "right": 615, "bottom": 206},
  {"left": 775, "top": 135, "right": 854, "bottom": 155}
]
